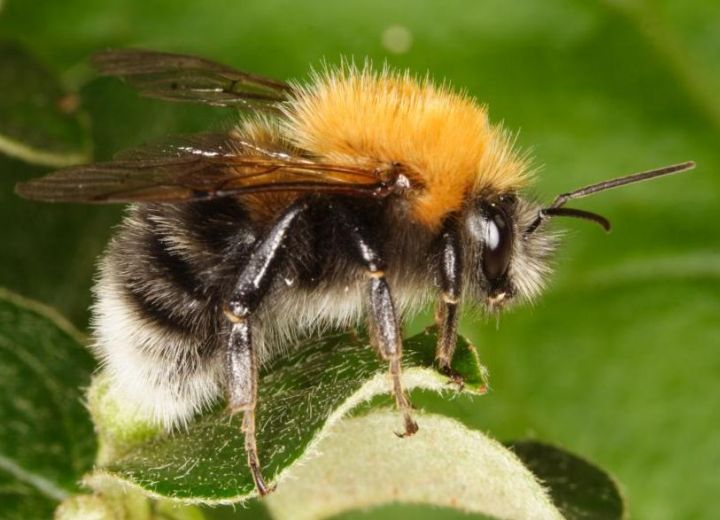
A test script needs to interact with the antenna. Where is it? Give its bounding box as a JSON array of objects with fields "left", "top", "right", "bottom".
[{"left": 525, "top": 161, "right": 696, "bottom": 235}]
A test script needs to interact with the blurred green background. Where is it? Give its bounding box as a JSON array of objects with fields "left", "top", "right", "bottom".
[{"left": 0, "top": 0, "right": 718, "bottom": 518}]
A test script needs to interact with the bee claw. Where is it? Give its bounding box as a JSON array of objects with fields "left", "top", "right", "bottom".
[
  {"left": 394, "top": 414, "right": 419, "bottom": 438},
  {"left": 250, "top": 462, "right": 274, "bottom": 496},
  {"left": 435, "top": 362, "right": 465, "bottom": 391}
]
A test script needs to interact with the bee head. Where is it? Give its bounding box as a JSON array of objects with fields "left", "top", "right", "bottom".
[
  {"left": 462, "top": 161, "right": 694, "bottom": 312},
  {"left": 463, "top": 194, "right": 556, "bottom": 312}
]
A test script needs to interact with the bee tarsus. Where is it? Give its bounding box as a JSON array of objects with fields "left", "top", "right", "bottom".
[{"left": 242, "top": 409, "right": 273, "bottom": 496}]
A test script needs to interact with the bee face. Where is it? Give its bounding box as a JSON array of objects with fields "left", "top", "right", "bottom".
[{"left": 464, "top": 194, "right": 556, "bottom": 311}]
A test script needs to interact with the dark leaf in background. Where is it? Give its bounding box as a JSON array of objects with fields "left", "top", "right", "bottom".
[
  {"left": 0, "top": 289, "right": 96, "bottom": 517},
  {"left": 0, "top": 42, "right": 91, "bottom": 167},
  {"left": 509, "top": 441, "right": 624, "bottom": 520},
  {"left": 0, "top": 471, "right": 57, "bottom": 520}
]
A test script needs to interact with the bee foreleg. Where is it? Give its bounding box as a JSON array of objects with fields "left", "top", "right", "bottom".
[
  {"left": 434, "top": 219, "right": 464, "bottom": 387},
  {"left": 224, "top": 199, "right": 308, "bottom": 496},
  {"left": 333, "top": 201, "right": 418, "bottom": 437}
]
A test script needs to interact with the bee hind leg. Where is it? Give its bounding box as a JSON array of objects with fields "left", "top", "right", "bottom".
[
  {"left": 368, "top": 271, "right": 418, "bottom": 437},
  {"left": 224, "top": 316, "right": 271, "bottom": 495},
  {"left": 224, "top": 200, "right": 309, "bottom": 496}
]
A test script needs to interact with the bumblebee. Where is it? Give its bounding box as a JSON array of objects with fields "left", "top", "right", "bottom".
[{"left": 16, "top": 49, "right": 694, "bottom": 495}]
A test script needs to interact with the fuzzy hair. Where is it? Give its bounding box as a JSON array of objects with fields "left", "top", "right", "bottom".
[{"left": 281, "top": 63, "right": 530, "bottom": 230}]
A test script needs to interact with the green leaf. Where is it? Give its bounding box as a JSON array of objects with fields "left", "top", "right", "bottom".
[
  {"left": 54, "top": 489, "right": 207, "bottom": 520},
  {"left": 0, "top": 285, "right": 623, "bottom": 520},
  {"left": 509, "top": 441, "right": 625, "bottom": 520},
  {"left": 264, "top": 412, "right": 563, "bottom": 520},
  {"left": 0, "top": 41, "right": 91, "bottom": 167},
  {"left": 0, "top": 288, "right": 96, "bottom": 517},
  {"left": 91, "top": 329, "right": 632, "bottom": 519},
  {"left": 85, "top": 329, "right": 490, "bottom": 502},
  {"left": 307, "top": 440, "right": 627, "bottom": 520}
]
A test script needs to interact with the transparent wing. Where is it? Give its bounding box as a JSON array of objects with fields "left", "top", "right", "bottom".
[
  {"left": 92, "top": 49, "right": 293, "bottom": 108},
  {"left": 15, "top": 133, "right": 392, "bottom": 203}
]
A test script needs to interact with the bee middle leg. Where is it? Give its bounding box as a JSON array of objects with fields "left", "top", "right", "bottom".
[
  {"left": 223, "top": 200, "right": 308, "bottom": 495},
  {"left": 368, "top": 272, "right": 418, "bottom": 436},
  {"left": 434, "top": 219, "right": 464, "bottom": 387},
  {"left": 333, "top": 202, "right": 418, "bottom": 437}
]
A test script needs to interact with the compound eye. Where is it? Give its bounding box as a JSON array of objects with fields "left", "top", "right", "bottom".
[{"left": 482, "top": 204, "right": 514, "bottom": 283}]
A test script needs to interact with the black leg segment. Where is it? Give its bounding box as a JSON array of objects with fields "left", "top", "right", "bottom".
[
  {"left": 225, "top": 317, "right": 269, "bottom": 495},
  {"left": 227, "top": 200, "right": 309, "bottom": 319},
  {"left": 333, "top": 200, "right": 418, "bottom": 437},
  {"left": 223, "top": 199, "right": 308, "bottom": 496},
  {"left": 435, "top": 218, "right": 464, "bottom": 379}
]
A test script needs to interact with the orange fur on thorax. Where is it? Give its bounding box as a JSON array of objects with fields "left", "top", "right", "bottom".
[{"left": 281, "top": 65, "right": 530, "bottom": 230}]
